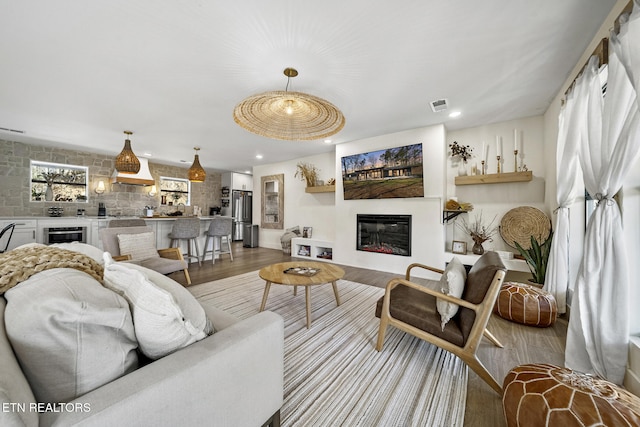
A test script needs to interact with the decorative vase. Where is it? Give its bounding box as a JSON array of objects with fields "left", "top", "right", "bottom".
[
  {"left": 458, "top": 161, "right": 468, "bottom": 176},
  {"left": 44, "top": 184, "right": 53, "bottom": 201},
  {"left": 472, "top": 241, "right": 485, "bottom": 255}
]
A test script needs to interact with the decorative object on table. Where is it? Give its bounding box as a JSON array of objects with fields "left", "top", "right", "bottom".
[
  {"left": 457, "top": 211, "right": 498, "bottom": 255},
  {"left": 449, "top": 141, "right": 473, "bottom": 176},
  {"left": 514, "top": 231, "right": 554, "bottom": 285},
  {"left": 499, "top": 206, "right": 552, "bottom": 249},
  {"left": 302, "top": 227, "right": 313, "bottom": 238},
  {"left": 494, "top": 282, "right": 557, "bottom": 327},
  {"left": 283, "top": 267, "right": 320, "bottom": 276},
  {"left": 452, "top": 240, "right": 467, "bottom": 254},
  {"left": 114, "top": 131, "right": 140, "bottom": 174},
  {"left": 295, "top": 162, "right": 319, "bottom": 187},
  {"left": 187, "top": 147, "right": 206, "bottom": 182},
  {"left": 341, "top": 143, "right": 424, "bottom": 200},
  {"left": 503, "top": 363, "right": 640, "bottom": 427},
  {"left": 233, "top": 67, "right": 345, "bottom": 141}
]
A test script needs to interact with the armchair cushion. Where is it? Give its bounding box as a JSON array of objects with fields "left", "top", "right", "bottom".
[
  {"left": 4, "top": 268, "right": 139, "bottom": 404},
  {"left": 436, "top": 257, "right": 466, "bottom": 330},
  {"left": 117, "top": 231, "right": 159, "bottom": 261},
  {"left": 103, "top": 255, "right": 213, "bottom": 359},
  {"left": 375, "top": 282, "right": 465, "bottom": 347}
]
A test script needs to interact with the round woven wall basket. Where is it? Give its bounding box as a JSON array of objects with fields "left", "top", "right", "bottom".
[{"left": 500, "top": 206, "right": 551, "bottom": 250}]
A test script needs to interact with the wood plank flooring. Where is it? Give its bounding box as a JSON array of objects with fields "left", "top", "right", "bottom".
[{"left": 177, "top": 243, "right": 567, "bottom": 427}]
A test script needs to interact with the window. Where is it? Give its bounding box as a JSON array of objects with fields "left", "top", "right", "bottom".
[
  {"left": 30, "top": 160, "right": 88, "bottom": 203},
  {"left": 159, "top": 176, "right": 191, "bottom": 206}
]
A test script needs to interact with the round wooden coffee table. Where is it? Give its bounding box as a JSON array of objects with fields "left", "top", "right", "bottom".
[{"left": 259, "top": 261, "right": 345, "bottom": 328}]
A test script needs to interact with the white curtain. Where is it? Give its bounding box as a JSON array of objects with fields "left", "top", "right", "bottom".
[
  {"left": 566, "top": 4, "right": 640, "bottom": 384},
  {"left": 544, "top": 77, "right": 584, "bottom": 313}
]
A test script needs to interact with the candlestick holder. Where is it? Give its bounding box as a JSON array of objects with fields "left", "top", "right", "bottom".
[
  {"left": 496, "top": 156, "right": 501, "bottom": 174},
  {"left": 481, "top": 160, "right": 485, "bottom": 175},
  {"left": 514, "top": 150, "right": 518, "bottom": 172}
]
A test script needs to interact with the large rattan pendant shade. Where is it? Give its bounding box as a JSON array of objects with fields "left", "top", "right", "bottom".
[
  {"left": 115, "top": 131, "right": 141, "bottom": 174},
  {"left": 188, "top": 147, "right": 206, "bottom": 182},
  {"left": 233, "top": 68, "right": 345, "bottom": 141}
]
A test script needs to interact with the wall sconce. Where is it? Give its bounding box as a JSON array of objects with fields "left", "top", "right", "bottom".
[
  {"left": 95, "top": 180, "right": 106, "bottom": 194},
  {"left": 148, "top": 184, "right": 157, "bottom": 196}
]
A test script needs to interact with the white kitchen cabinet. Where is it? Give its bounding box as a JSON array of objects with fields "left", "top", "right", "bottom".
[
  {"left": 223, "top": 172, "right": 253, "bottom": 191},
  {"left": 1, "top": 219, "right": 37, "bottom": 251}
]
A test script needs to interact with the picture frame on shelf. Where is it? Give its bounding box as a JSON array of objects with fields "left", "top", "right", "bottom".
[
  {"left": 303, "top": 226, "right": 313, "bottom": 238},
  {"left": 452, "top": 240, "right": 467, "bottom": 255}
]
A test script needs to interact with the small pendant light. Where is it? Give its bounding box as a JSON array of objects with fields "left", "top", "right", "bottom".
[
  {"left": 115, "top": 131, "right": 141, "bottom": 174},
  {"left": 188, "top": 147, "right": 206, "bottom": 182}
]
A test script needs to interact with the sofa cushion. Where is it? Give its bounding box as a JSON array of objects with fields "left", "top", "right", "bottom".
[
  {"left": 117, "top": 231, "right": 158, "bottom": 261},
  {"left": 436, "top": 257, "right": 466, "bottom": 330},
  {"left": 103, "top": 254, "right": 213, "bottom": 359},
  {"left": 3, "top": 268, "right": 139, "bottom": 404}
]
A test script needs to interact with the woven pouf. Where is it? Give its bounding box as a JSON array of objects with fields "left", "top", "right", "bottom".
[
  {"left": 494, "top": 282, "right": 557, "bottom": 327},
  {"left": 503, "top": 363, "right": 640, "bottom": 427}
]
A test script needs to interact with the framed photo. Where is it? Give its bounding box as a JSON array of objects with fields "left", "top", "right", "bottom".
[{"left": 452, "top": 240, "right": 467, "bottom": 255}]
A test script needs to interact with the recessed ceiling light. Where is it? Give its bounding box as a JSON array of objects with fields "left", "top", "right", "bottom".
[
  {"left": 449, "top": 111, "right": 462, "bottom": 118},
  {"left": 244, "top": 170, "right": 252, "bottom": 174},
  {"left": 256, "top": 154, "right": 263, "bottom": 159},
  {"left": 324, "top": 139, "right": 332, "bottom": 144},
  {"left": 143, "top": 152, "right": 152, "bottom": 157}
]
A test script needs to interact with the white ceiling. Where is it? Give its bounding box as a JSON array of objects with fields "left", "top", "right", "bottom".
[{"left": 0, "top": 1, "right": 616, "bottom": 173}]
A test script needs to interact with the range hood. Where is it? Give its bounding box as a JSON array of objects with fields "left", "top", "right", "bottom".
[{"left": 111, "top": 157, "right": 155, "bottom": 186}]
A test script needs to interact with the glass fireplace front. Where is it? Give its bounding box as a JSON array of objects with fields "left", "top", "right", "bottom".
[{"left": 356, "top": 214, "right": 411, "bottom": 256}]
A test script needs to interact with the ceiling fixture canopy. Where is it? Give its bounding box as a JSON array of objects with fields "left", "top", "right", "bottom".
[
  {"left": 233, "top": 67, "right": 345, "bottom": 141},
  {"left": 115, "top": 131, "right": 141, "bottom": 174},
  {"left": 188, "top": 147, "right": 206, "bottom": 182}
]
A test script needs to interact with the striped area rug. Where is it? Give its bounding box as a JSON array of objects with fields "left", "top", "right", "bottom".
[{"left": 189, "top": 270, "right": 467, "bottom": 426}]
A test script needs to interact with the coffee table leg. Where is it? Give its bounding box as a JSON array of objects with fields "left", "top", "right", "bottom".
[
  {"left": 332, "top": 281, "right": 341, "bottom": 306},
  {"left": 305, "top": 286, "right": 311, "bottom": 329},
  {"left": 259, "top": 281, "right": 272, "bottom": 312}
]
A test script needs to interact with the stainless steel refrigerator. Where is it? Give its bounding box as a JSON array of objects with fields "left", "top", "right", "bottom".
[{"left": 232, "top": 190, "right": 252, "bottom": 241}]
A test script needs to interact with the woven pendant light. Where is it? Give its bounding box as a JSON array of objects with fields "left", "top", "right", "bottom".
[
  {"left": 188, "top": 147, "right": 206, "bottom": 182},
  {"left": 115, "top": 131, "right": 141, "bottom": 174},
  {"left": 233, "top": 67, "right": 345, "bottom": 141}
]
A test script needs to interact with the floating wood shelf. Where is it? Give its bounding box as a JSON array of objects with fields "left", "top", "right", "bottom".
[
  {"left": 305, "top": 185, "right": 336, "bottom": 193},
  {"left": 454, "top": 171, "right": 532, "bottom": 186}
]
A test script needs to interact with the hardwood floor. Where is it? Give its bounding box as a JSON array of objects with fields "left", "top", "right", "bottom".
[{"left": 178, "top": 243, "right": 567, "bottom": 427}]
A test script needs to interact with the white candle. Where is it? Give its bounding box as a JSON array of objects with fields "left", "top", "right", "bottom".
[
  {"left": 496, "top": 136, "right": 502, "bottom": 157},
  {"left": 514, "top": 129, "right": 518, "bottom": 151},
  {"left": 482, "top": 141, "right": 487, "bottom": 161}
]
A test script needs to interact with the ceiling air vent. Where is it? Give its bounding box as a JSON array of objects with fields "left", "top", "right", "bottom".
[{"left": 429, "top": 99, "right": 448, "bottom": 113}]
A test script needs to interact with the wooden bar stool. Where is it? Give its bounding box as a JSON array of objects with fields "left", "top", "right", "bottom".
[
  {"left": 168, "top": 218, "right": 201, "bottom": 266},
  {"left": 202, "top": 217, "right": 233, "bottom": 264}
]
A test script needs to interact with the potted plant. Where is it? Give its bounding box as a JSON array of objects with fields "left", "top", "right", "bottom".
[
  {"left": 457, "top": 211, "right": 498, "bottom": 255},
  {"left": 294, "top": 162, "right": 319, "bottom": 187},
  {"left": 514, "top": 231, "right": 554, "bottom": 286},
  {"left": 449, "top": 141, "right": 473, "bottom": 176}
]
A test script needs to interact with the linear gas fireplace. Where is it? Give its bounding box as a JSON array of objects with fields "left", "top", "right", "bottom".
[{"left": 356, "top": 214, "right": 411, "bottom": 256}]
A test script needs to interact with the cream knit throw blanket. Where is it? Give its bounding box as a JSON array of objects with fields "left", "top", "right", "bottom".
[{"left": 0, "top": 246, "right": 104, "bottom": 294}]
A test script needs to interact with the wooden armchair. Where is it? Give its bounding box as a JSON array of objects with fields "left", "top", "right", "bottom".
[
  {"left": 99, "top": 226, "right": 191, "bottom": 285},
  {"left": 375, "top": 251, "right": 506, "bottom": 393}
]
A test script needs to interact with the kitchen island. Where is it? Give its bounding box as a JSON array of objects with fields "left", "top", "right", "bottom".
[{"left": 0, "top": 216, "right": 230, "bottom": 262}]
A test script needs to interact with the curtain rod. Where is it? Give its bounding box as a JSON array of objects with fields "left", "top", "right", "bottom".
[{"left": 562, "top": 0, "right": 634, "bottom": 102}]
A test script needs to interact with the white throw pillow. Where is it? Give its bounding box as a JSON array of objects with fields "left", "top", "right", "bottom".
[
  {"left": 117, "top": 231, "right": 158, "bottom": 261},
  {"left": 4, "top": 268, "right": 139, "bottom": 404},
  {"left": 436, "top": 257, "right": 467, "bottom": 330},
  {"left": 103, "top": 253, "right": 213, "bottom": 359}
]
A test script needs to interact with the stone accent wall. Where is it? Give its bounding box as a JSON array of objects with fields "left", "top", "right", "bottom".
[{"left": 0, "top": 139, "right": 221, "bottom": 217}]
